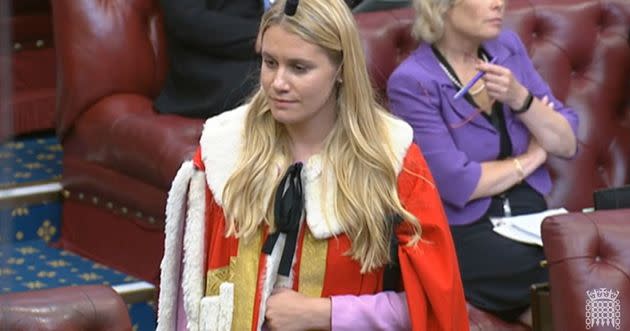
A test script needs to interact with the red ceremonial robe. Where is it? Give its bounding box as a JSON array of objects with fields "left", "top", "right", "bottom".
[{"left": 156, "top": 105, "right": 469, "bottom": 331}]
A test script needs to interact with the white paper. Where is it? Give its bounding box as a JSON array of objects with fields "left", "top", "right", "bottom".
[{"left": 490, "top": 208, "right": 568, "bottom": 246}]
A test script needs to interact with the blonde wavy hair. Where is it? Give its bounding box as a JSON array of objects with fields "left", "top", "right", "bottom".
[
  {"left": 411, "top": 0, "right": 458, "bottom": 43},
  {"left": 221, "top": 0, "right": 421, "bottom": 273}
]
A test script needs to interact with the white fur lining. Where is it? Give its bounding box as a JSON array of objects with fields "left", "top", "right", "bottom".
[
  {"left": 256, "top": 233, "right": 286, "bottom": 330},
  {"left": 194, "top": 229, "right": 297, "bottom": 331},
  {"left": 156, "top": 161, "right": 194, "bottom": 331},
  {"left": 217, "top": 283, "right": 234, "bottom": 329},
  {"left": 199, "top": 105, "right": 247, "bottom": 206},
  {"left": 199, "top": 282, "right": 234, "bottom": 331},
  {"left": 199, "top": 106, "right": 413, "bottom": 239},
  {"left": 181, "top": 171, "right": 208, "bottom": 331},
  {"left": 383, "top": 113, "right": 414, "bottom": 174}
]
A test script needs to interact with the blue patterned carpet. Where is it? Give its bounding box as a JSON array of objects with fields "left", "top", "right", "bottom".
[
  {"left": 0, "top": 201, "right": 61, "bottom": 245},
  {"left": 0, "top": 240, "right": 140, "bottom": 292},
  {"left": 0, "top": 135, "right": 157, "bottom": 331},
  {"left": 0, "top": 240, "right": 156, "bottom": 330},
  {"left": 0, "top": 135, "right": 62, "bottom": 188}
]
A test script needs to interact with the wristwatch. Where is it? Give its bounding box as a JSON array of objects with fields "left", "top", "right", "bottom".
[{"left": 512, "top": 90, "right": 534, "bottom": 114}]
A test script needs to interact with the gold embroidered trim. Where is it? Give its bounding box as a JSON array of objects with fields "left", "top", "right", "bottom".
[
  {"left": 298, "top": 228, "right": 327, "bottom": 297},
  {"left": 231, "top": 231, "right": 264, "bottom": 331},
  {"left": 205, "top": 263, "right": 232, "bottom": 296}
]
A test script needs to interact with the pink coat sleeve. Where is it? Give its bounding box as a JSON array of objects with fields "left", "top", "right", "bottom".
[{"left": 331, "top": 291, "right": 410, "bottom": 330}]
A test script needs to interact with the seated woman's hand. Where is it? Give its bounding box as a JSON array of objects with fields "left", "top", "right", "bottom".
[
  {"left": 540, "top": 95, "right": 555, "bottom": 110},
  {"left": 478, "top": 62, "right": 530, "bottom": 110}
]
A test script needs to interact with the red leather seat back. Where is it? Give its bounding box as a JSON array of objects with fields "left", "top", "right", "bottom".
[
  {"left": 53, "top": 0, "right": 168, "bottom": 138},
  {"left": 542, "top": 210, "right": 630, "bottom": 331},
  {"left": 1, "top": 0, "right": 57, "bottom": 139},
  {"left": 503, "top": 0, "right": 630, "bottom": 211},
  {"left": 0, "top": 285, "right": 132, "bottom": 331},
  {"left": 355, "top": 8, "right": 418, "bottom": 102},
  {"left": 9, "top": 0, "right": 52, "bottom": 49}
]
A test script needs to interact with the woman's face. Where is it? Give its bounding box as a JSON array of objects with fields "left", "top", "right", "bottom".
[
  {"left": 260, "top": 25, "right": 340, "bottom": 129},
  {"left": 445, "top": 0, "right": 505, "bottom": 41}
]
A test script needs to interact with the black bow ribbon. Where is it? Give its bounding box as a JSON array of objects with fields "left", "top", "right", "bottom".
[{"left": 262, "top": 162, "right": 304, "bottom": 276}]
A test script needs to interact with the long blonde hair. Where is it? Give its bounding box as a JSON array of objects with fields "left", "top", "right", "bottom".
[{"left": 222, "top": 0, "right": 421, "bottom": 273}]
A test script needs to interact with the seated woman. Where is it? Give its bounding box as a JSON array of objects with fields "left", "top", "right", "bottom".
[
  {"left": 387, "top": 0, "right": 578, "bottom": 326},
  {"left": 156, "top": 0, "right": 469, "bottom": 330}
]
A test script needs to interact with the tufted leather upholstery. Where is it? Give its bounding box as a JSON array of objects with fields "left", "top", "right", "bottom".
[
  {"left": 0, "top": 285, "right": 132, "bottom": 331},
  {"left": 52, "top": 0, "right": 203, "bottom": 283},
  {"left": 356, "top": 8, "right": 417, "bottom": 102},
  {"left": 53, "top": 0, "right": 629, "bottom": 328},
  {"left": 502, "top": 0, "right": 630, "bottom": 212},
  {"left": 1, "top": 0, "right": 56, "bottom": 140},
  {"left": 542, "top": 210, "right": 630, "bottom": 331}
]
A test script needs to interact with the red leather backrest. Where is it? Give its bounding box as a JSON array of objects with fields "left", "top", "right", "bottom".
[
  {"left": 542, "top": 210, "right": 630, "bottom": 331},
  {"left": 5, "top": 0, "right": 52, "bottom": 48},
  {"left": 355, "top": 8, "right": 417, "bottom": 102},
  {"left": 53, "top": 0, "right": 168, "bottom": 138},
  {"left": 11, "top": 0, "right": 50, "bottom": 14},
  {"left": 503, "top": 0, "right": 630, "bottom": 211},
  {"left": 0, "top": 285, "right": 132, "bottom": 331},
  {"left": 356, "top": 0, "right": 630, "bottom": 211}
]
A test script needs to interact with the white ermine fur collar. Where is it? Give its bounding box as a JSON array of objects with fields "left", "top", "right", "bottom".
[{"left": 199, "top": 104, "right": 413, "bottom": 239}]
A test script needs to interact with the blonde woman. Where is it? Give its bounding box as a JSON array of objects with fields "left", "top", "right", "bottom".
[
  {"left": 157, "top": 0, "right": 468, "bottom": 330},
  {"left": 388, "top": 0, "right": 578, "bottom": 326}
]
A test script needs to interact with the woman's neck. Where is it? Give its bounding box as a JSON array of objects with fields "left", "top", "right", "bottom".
[
  {"left": 434, "top": 33, "right": 481, "bottom": 66},
  {"left": 285, "top": 119, "right": 335, "bottom": 163}
]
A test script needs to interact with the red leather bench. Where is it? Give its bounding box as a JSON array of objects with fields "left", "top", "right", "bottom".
[
  {"left": 0, "top": 285, "right": 132, "bottom": 331},
  {"left": 542, "top": 209, "right": 630, "bottom": 331},
  {"left": 1, "top": 0, "right": 56, "bottom": 140}
]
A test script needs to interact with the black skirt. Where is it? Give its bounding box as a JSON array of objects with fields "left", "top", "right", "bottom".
[{"left": 450, "top": 182, "right": 549, "bottom": 322}]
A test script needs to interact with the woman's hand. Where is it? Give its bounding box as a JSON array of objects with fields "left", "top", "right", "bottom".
[
  {"left": 540, "top": 95, "right": 554, "bottom": 110},
  {"left": 477, "top": 62, "right": 529, "bottom": 110},
  {"left": 265, "top": 288, "right": 331, "bottom": 331},
  {"left": 524, "top": 137, "right": 548, "bottom": 166}
]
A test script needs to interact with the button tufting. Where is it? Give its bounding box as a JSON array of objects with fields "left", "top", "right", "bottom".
[{"left": 597, "top": 165, "right": 606, "bottom": 174}]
